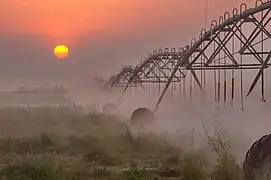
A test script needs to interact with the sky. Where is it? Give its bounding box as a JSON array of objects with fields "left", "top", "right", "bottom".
[{"left": 0, "top": 0, "right": 255, "bottom": 87}]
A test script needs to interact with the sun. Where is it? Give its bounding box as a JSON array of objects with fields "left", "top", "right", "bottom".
[{"left": 54, "top": 45, "right": 69, "bottom": 58}]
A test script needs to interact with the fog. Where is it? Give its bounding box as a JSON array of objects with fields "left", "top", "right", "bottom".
[
  {"left": 72, "top": 68, "right": 271, "bottom": 163},
  {"left": 0, "top": 0, "right": 270, "bottom": 166},
  {"left": 0, "top": 0, "right": 258, "bottom": 86}
]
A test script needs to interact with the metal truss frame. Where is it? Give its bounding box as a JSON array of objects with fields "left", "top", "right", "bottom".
[{"left": 111, "top": 0, "right": 271, "bottom": 111}]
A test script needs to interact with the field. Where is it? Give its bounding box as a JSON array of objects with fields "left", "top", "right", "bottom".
[{"left": 0, "top": 106, "right": 245, "bottom": 180}]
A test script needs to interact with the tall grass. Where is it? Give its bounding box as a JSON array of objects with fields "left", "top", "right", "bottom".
[{"left": 0, "top": 106, "right": 246, "bottom": 179}]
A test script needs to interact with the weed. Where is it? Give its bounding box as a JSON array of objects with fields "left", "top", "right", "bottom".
[
  {"left": 0, "top": 160, "right": 58, "bottom": 180},
  {"left": 91, "top": 167, "right": 112, "bottom": 179},
  {"left": 0, "top": 107, "right": 252, "bottom": 180},
  {"left": 124, "top": 167, "right": 148, "bottom": 180},
  {"left": 180, "top": 156, "right": 207, "bottom": 180}
]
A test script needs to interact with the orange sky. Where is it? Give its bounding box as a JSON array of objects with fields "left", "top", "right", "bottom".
[
  {"left": 1, "top": 0, "right": 254, "bottom": 42},
  {"left": 0, "top": 0, "right": 256, "bottom": 85},
  {"left": 1, "top": 1, "right": 188, "bottom": 43},
  {"left": 1, "top": 0, "right": 238, "bottom": 44},
  {"left": 0, "top": 0, "right": 254, "bottom": 34}
]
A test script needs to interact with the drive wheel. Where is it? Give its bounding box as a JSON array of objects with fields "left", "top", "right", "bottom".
[
  {"left": 243, "top": 134, "right": 271, "bottom": 180},
  {"left": 130, "top": 108, "right": 155, "bottom": 127}
]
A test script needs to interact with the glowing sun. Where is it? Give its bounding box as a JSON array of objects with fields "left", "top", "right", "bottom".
[{"left": 54, "top": 45, "right": 69, "bottom": 58}]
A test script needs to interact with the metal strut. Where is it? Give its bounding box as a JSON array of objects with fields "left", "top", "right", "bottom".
[
  {"left": 109, "top": 1, "right": 271, "bottom": 112},
  {"left": 247, "top": 49, "right": 271, "bottom": 97}
]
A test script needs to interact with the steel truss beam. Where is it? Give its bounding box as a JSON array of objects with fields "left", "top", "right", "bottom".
[
  {"left": 110, "top": 0, "right": 271, "bottom": 110},
  {"left": 108, "top": 65, "right": 143, "bottom": 88}
]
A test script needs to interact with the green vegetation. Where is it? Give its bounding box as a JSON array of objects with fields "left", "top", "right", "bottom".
[{"left": 0, "top": 107, "right": 244, "bottom": 179}]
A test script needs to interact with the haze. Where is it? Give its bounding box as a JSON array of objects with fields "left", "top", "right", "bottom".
[
  {"left": 0, "top": 0, "right": 271, "bottom": 165},
  {"left": 0, "top": 0, "right": 254, "bottom": 88}
]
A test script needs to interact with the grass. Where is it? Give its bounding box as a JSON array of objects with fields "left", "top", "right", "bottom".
[{"left": 0, "top": 106, "right": 245, "bottom": 179}]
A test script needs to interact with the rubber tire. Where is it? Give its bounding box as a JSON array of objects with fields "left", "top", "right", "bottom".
[
  {"left": 102, "top": 103, "right": 116, "bottom": 116},
  {"left": 243, "top": 134, "right": 271, "bottom": 180},
  {"left": 130, "top": 108, "right": 155, "bottom": 126}
]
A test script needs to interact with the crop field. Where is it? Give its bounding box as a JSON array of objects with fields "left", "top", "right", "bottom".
[{"left": 0, "top": 106, "right": 247, "bottom": 180}]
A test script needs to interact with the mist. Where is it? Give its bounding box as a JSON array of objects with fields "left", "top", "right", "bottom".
[{"left": 0, "top": 0, "right": 269, "bottom": 168}]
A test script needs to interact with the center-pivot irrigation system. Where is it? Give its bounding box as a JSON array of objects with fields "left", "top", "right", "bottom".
[
  {"left": 108, "top": 0, "right": 271, "bottom": 111},
  {"left": 103, "top": 1, "right": 271, "bottom": 179}
]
